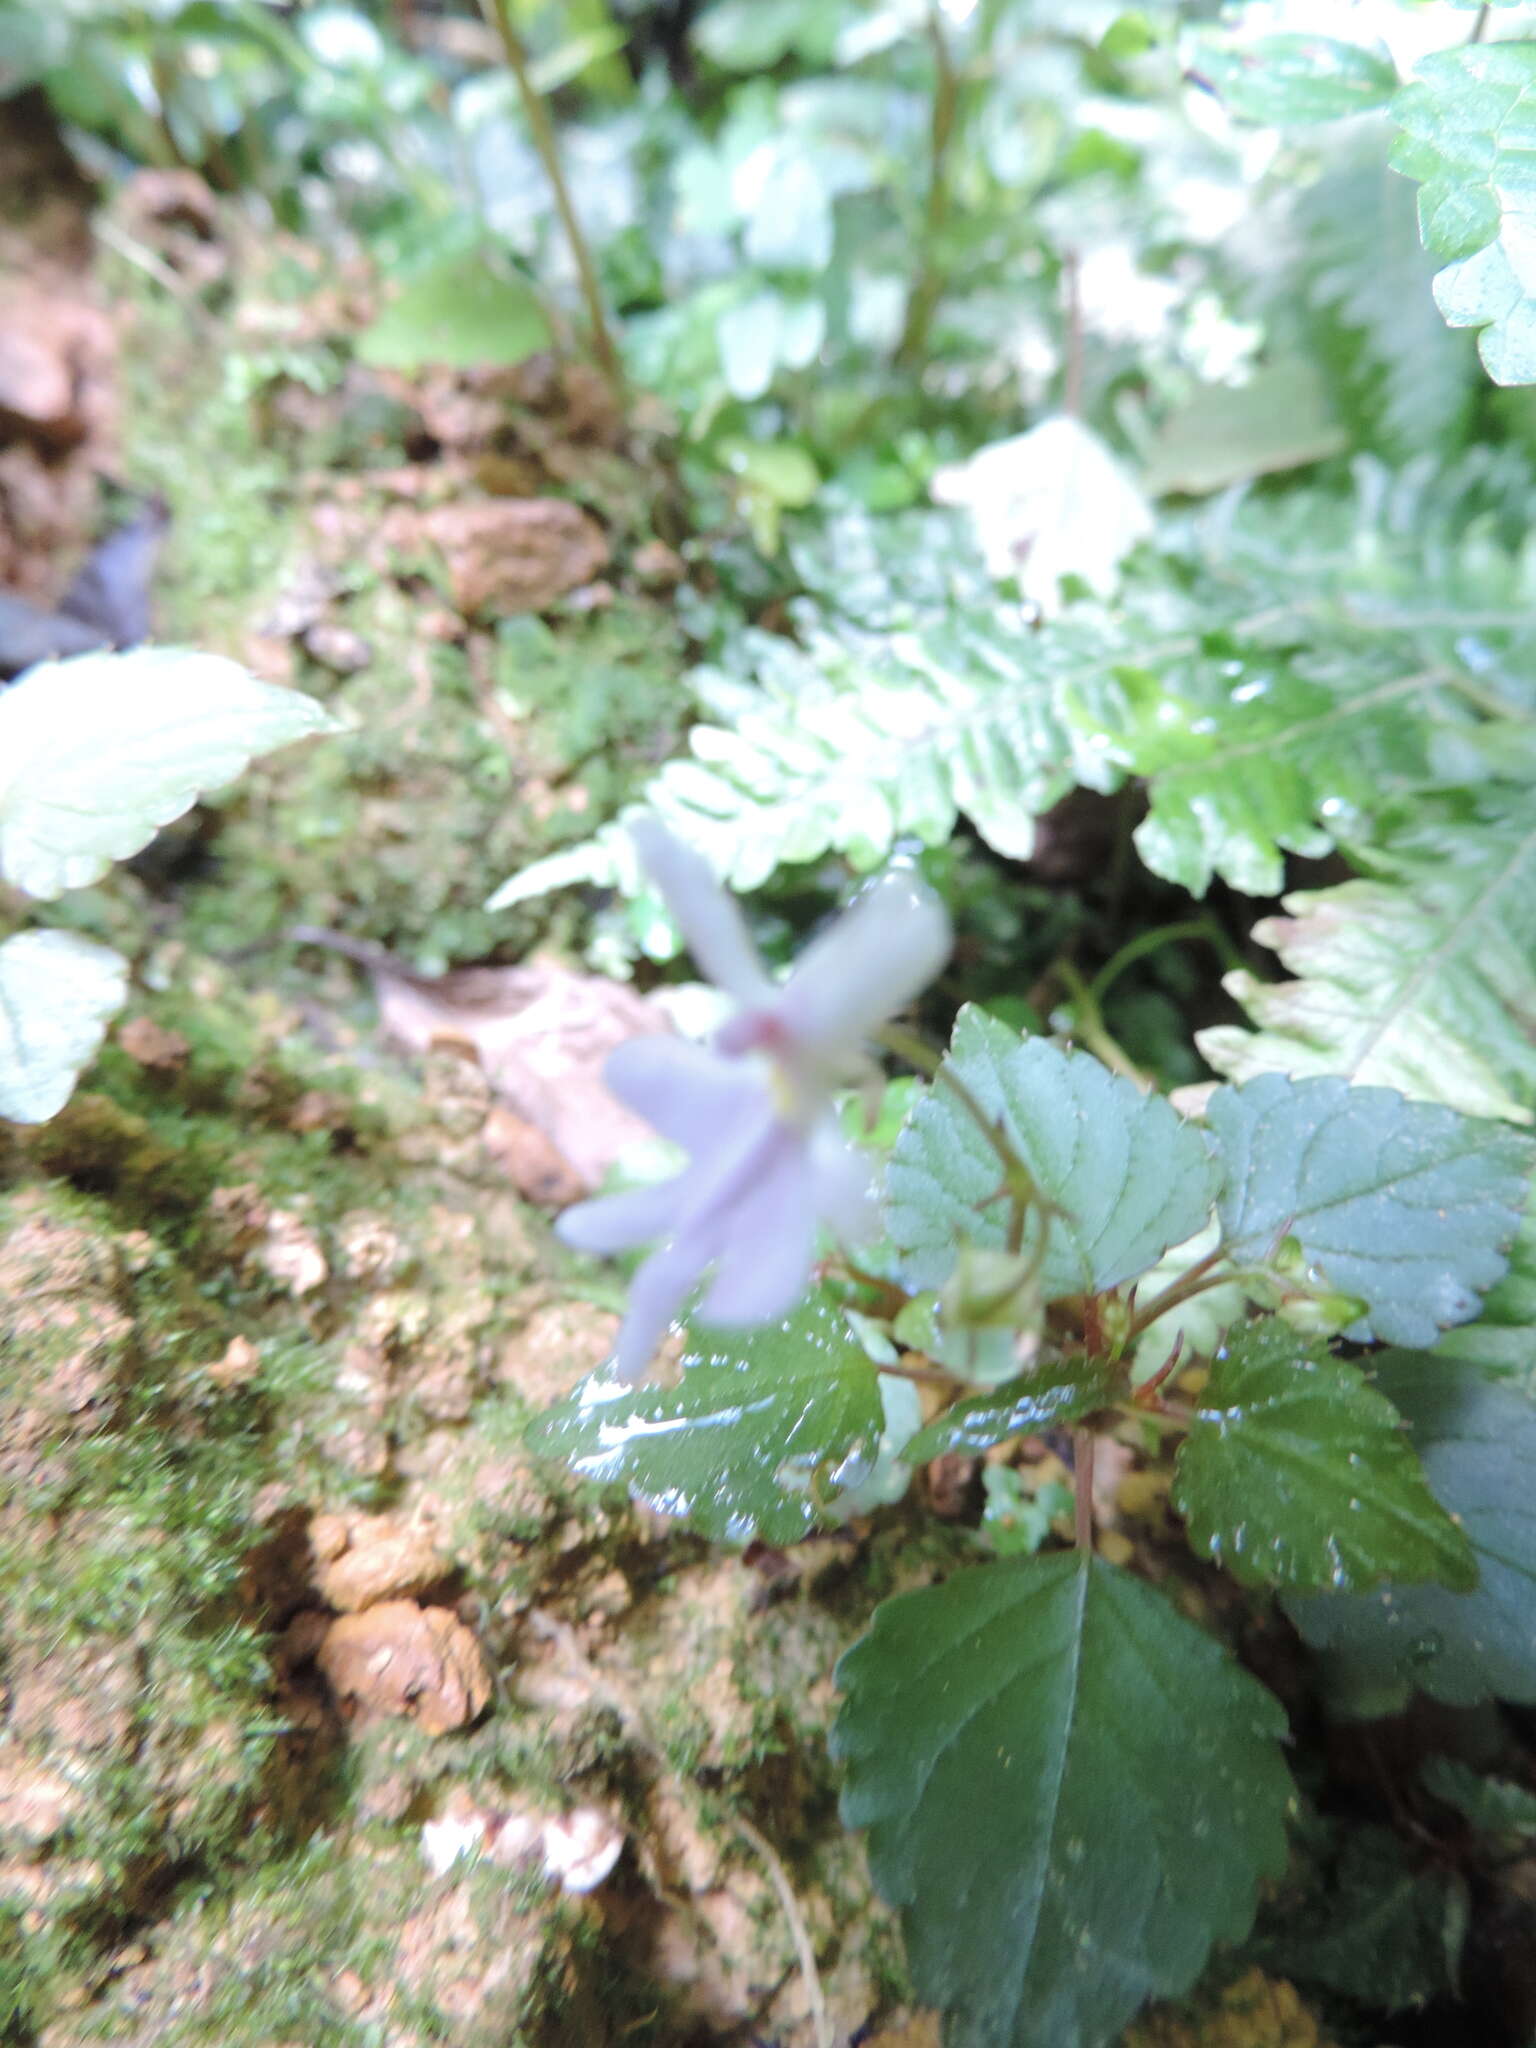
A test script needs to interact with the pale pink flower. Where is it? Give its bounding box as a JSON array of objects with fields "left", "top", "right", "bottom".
[{"left": 558, "top": 820, "right": 951, "bottom": 1382}]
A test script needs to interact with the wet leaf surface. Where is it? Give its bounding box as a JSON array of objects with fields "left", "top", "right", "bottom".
[
  {"left": 528, "top": 1291, "right": 885, "bottom": 1544},
  {"left": 834, "top": 1551, "right": 1293, "bottom": 2048},
  {"left": 1172, "top": 1321, "right": 1475, "bottom": 1593},
  {"left": 903, "top": 1357, "right": 1114, "bottom": 1463}
]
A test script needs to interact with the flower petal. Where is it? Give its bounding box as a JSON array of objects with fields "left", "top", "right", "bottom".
[
  {"left": 808, "top": 1119, "right": 878, "bottom": 1246},
  {"left": 694, "top": 1136, "right": 817, "bottom": 1326},
  {"left": 556, "top": 1179, "right": 681, "bottom": 1256},
  {"left": 603, "top": 1035, "right": 766, "bottom": 1153},
  {"left": 612, "top": 1239, "right": 708, "bottom": 1384},
  {"left": 776, "top": 869, "right": 951, "bottom": 1055},
  {"left": 630, "top": 816, "right": 773, "bottom": 1007}
]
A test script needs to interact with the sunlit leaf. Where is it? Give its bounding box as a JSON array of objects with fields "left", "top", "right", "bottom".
[
  {"left": 0, "top": 929, "right": 128, "bottom": 1125},
  {"left": 886, "top": 1007, "right": 1220, "bottom": 1301},
  {"left": 1392, "top": 44, "right": 1536, "bottom": 384},
  {"left": 356, "top": 249, "right": 551, "bottom": 371},
  {"left": 1200, "top": 789, "right": 1536, "bottom": 1126},
  {"left": 1172, "top": 1322, "right": 1475, "bottom": 1593},
  {"left": 1141, "top": 361, "right": 1346, "bottom": 497},
  {"left": 0, "top": 648, "right": 337, "bottom": 900},
  {"left": 930, "top": 417, "right": 1153, "bottom": 614},
  {"left": 834, "top": 1552, "right": 1293, "bottom": 2048},
  {"left": 1208, "top": 1073, "right": 1533, "bottom": 1347},
  {"left": 526, "top": 1292, "right": 883, "bottom": 1544},
  {"left": 1192, "top": 33, "right": 1399, "bottom": 126}
]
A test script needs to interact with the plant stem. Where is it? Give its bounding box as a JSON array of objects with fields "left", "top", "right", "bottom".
[
  {"left": 1124, "top": 1247, "right": 1228, "bottom": 1344},
  {"left": 876, "top": 1022, "right": 1050, "bottom": 1253},
  {"left": 882, "top": 1357, "right": 964, "bottom": 1389},
  {"left": 1087, "top": 916, "right": 1243, "bottom": 1011},
  {"left": 895, "top": 0, "right": 961, "bottom": 369},
  {"left": 479, "top": 0, "right": 623, "bottom": 389},
  {"left": 1471, "top": 4, "right": 1491, "bottom": 41},
  {"left": 1050, "top": 959, "right": 1149, "bottom": 1089},
  {"left": 1073, "top": 1427, "right": 1095, "bottom": 1551}
]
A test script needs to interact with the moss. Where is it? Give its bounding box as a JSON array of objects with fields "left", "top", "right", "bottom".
[
  {"left": 112, "top": 276, "right": 303, "bottom": 655},
  {"left": 172, "top": 589, "right": 692, "bottom": 974}
]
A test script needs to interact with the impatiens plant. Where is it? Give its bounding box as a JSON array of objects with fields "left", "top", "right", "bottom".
[{"left": 536, "top": 819, "right": 1536, "bottom": 2048}]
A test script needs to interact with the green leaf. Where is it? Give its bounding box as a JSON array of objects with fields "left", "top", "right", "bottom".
[
  {"left": 0, "top": 929, "right": 128, "bottom": 1125},
  {"left": 1423, "top": 1755, "right": 1536, "bottom": 1840},
  {"left": 1256, "top": 1820, "right": 1467, "bottom": 2011},
  {"left": 1172, "top": 1322, "right": 1475, "bottom": 1594},
  {"left": 0, "top": 649, "right": 337, "bottom": 901},
  {"left": 886, "top": 1008, "right": 1221, "bottom": 1300},
  {"left": 1208, "top": 1073, "right": 1533, "bottom": 1347},
  {"left": 1434, "top": 1182, "right": 1536, "bottom": 1382},
  {"left": 717, "top": 289, "right": 826, "bottom": 401},
  {"left": 1288, "top": 1356, "right": 1536, "bottom": 1708},
  {"left": 356, "top": 250, "right": 551, "bottom": 371},
  {"left": 692, "top": 0, "right": 839, "bottom": 71},
  {"left": 904, "top": 1358, "right": 1115, "bottom": 1463},
  {"left": 525, "top": 1293, "right": 884, "bottom": 1545},
  {"left": 1193, "top": 33, "right": 1399, "bottom": 126},
  {"left": 1141, "top": 360, "right": 1347, "bottom": 498},
  {"left": 1199, "top": 789, "right": 1536, "bottom": 1126},
  {"left": 1073, "top": 649, "right": 1461, "bottom": 901},
  {"left": 1391, "top": 45, "right": 1536, "bottom": 384},
  {"left": 833, "top": 1552, "right": 1293, "bottom": 2048}
]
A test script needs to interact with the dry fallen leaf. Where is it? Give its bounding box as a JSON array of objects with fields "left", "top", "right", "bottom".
[
  {"left": 481, "top": 1106, "right": 586, "bottom": 1209},
  {"left": 204, "top": 1335, "right": 261, "bottom": 1391},
  {"left": 301, "top": 936, "right": 671, "bottom": 1192},
  {"left": 116, "top": 1016, "right": 190, "bottom": 1073},
  {"left": 422, "top": 498, "right": 609, "bottom": 616}
]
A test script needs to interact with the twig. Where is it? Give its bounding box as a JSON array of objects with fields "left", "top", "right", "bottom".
[
  {"left": 477, "top": 0, "right": 623, "bottom": 389},
  {"left": 895, "top": 0, "right": 961, "bottom": 369},
  {"left": 1471, "top": 5, "right": 1491, "bottom": 41},
  {"left": 92, "top": 216, "right": 216, "bottom": 334},
  {"left": 733, "top": 1812, "right": 834, "bottom": 2048},
  {"left": 1087, "top": 916, "right": 1243, "bottom": 1010}
]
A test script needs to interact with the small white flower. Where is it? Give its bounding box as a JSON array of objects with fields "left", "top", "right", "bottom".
[{"left": 558, "top": 819, "right": 952, "bottom": 1383}]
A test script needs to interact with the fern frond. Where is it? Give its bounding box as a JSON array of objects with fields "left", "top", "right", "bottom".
[
  {"left": 1200, "top": 787, "right": 1536, "bottom": 1125},
  {"left": 491, "top": 467, "right": 1536, "bottom": 917},
  {"left": 1294, "top": 141, "right": 1481, "bottom": 461}
]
